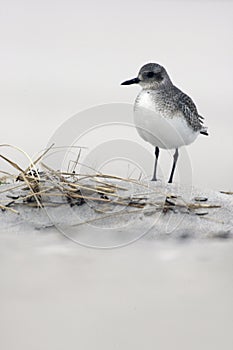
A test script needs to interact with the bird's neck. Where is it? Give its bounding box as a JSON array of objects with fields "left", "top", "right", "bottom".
[{"left": 141, "top": 80, "right": 173, "bottom": 92}]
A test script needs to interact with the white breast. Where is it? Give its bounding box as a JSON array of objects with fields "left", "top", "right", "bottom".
[{"left": 134, "top": 91, "right": 198, "bottom": 150}]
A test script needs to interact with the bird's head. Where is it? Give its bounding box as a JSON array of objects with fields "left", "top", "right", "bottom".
[{"left": 121, "top": 63, "right": 171, "bottom": 89}]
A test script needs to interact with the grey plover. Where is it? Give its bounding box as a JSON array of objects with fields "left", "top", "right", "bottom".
[{"left": 121, "top": 63, "right": 208, "bottom": 183}]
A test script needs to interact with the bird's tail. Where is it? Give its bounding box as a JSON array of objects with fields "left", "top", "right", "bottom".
[{"left": 200, "top": 127, "right": 208, "bottom": 136}]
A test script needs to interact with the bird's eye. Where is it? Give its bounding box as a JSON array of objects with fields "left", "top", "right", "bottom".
[{"left": 147, "top": 72, "right": 154, "bottom": 78}]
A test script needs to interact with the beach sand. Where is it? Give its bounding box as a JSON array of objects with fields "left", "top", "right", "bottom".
[
  {"left": 0, "top": 228, "right": 233, "bottom": 350},
  {"left": 1, "top": 181, "right": 233, "bottom": 349}
]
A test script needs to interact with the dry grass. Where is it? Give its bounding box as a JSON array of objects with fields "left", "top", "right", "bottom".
[{"left": 0, "top": 145, "right": 222, "bottom": 224}]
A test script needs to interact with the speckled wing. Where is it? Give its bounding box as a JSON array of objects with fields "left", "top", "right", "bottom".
[{"left": 176, "top": 91, "right": 207, "bottom": 134}]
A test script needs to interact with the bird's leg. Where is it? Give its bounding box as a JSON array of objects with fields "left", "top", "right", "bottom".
[
  {"left": 151, "top": 146, "right": 159, "bottom": 181},
  {"left": 168, "top": 148, "right": 179, "bottom": 183}
]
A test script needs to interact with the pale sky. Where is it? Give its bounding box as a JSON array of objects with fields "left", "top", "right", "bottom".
[{"left": 0, "top": 0, "right": 233, "bottom": 189}]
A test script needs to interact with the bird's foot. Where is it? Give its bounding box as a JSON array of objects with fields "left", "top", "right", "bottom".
[{"left": 151, "top": 177, "right": 157, "bottom": 181}]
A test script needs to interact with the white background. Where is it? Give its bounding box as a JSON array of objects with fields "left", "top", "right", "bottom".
[{"left": 1, "top": 0, "right": 233, "bottom": 188}]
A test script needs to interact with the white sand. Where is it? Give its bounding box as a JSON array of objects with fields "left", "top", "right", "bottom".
[
  {"left": 0, "top": 182, "right": 233, "bottom": 349},
  {"left": 0, "top": 232, "right": 233, "bottom": 350},
  {"left": 1, "top": 181, "right": 232, "bottom": 246}
]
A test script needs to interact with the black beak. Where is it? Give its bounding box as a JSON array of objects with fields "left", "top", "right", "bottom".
[{"left": 121, "top": 77, "right": 140, "bottom": 85}]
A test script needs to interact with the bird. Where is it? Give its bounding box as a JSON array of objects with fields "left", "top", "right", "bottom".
[{"left": 121, "top": 63, "right": 208, "bottom": 183}]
